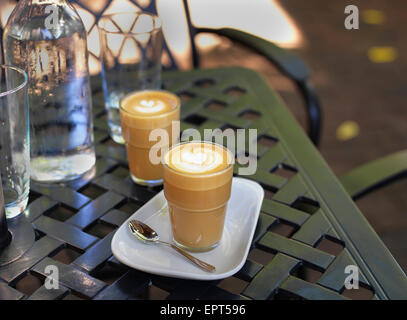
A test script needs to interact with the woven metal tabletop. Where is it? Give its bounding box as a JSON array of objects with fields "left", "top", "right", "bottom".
[{"left": 0, "top": 67, "right": 406, "bottom": 300}]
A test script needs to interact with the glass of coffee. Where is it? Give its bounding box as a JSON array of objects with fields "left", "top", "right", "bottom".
[
  {"left": 120, "top": 90, "right": 180, "bottom": 186},
  {"left": 163, "top": 141, "right": 234, "bottom": 252}
]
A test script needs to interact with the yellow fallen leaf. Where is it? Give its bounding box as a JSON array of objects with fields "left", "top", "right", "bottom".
[
  {"left": 336, "top": 121, "right": 360, "bottom": 141},
  {"left": 368, "top": 47, "right": 398, "bottom": 63},
  {"left": 362, "top": 9, "right": 386, "bottom": 25}
]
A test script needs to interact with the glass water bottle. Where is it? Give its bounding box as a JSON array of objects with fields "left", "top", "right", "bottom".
[{"left": 3, "top": 0, "right": 96, "bottom": 182}]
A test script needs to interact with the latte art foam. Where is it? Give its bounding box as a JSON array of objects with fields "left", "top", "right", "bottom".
[
  {"left": 165, "top": 142, "right": 231, "bottom": 174},
  {"left": 121, "top": 91, "right": 176, "bottom": 116},
  {"left": 135, "top": 99, "right": 166, "bottom": 113}
]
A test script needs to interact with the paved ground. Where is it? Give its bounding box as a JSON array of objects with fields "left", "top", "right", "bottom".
[{"left": 199, "top": 0, "right": 407, "bottom": 273}]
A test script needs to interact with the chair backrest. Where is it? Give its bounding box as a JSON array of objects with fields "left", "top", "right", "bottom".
[
  {"left": 72, "top": 0, "right": 192, "bottom": 71},
  {"left": 0, "top": 0, "right": 199, "bottom": 71}
]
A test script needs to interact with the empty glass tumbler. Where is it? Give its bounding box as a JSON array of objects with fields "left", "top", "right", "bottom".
[
  {"left": 0, "top": 65, "right": 30, "bottom": 219},
  {"left": 98, "top": 12, "right": 163, "bottom": 144}
]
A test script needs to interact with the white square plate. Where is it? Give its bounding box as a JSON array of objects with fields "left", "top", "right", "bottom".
[{"left": 111, "top": 177, "right": 264, "bottom": 280}]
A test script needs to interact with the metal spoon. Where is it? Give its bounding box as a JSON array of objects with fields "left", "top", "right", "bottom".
[{"left": 128, "top": 219, "right": 216, "bottom": 273}]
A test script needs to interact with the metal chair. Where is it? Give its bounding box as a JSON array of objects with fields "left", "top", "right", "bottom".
[
  {"left": 182, "top": 0, "right": 322, "bottom": 146},
  {"left": 340, "top": 150, "right": 407, "bottom": 200},
  {"left": 0, "top": 0, "right": 323, "bottom": 145},
  {"left": 181, "top": 0, "right": 322, "bottom": 146},
  {"left": 83, "top": 0, "right": 326, "bottom": 147}
]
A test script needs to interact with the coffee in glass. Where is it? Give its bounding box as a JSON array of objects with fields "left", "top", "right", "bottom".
[
  {"left": 120, "top": 90, "right": 180, "bottom": 186},
  {"left": 163, "top": 141, "right": 234, "bottom": 252}
]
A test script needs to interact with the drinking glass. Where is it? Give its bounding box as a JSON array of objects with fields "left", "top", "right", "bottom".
[
  {"left": 98, "top": 12, "right": 163, "bottom": 144},
  {"left": 163, "top": 141, "right": 234, "bottom": 252},
  {"left": 0, "top": 65, "right": 30, "bottom": 219},
  {"left": 120, "top": 90, "right": 180, "bottom": 187}
]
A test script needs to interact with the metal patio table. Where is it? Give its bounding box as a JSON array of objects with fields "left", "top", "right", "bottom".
[{"left": 0, "top": 67, "right": 406, "bottom": 300}]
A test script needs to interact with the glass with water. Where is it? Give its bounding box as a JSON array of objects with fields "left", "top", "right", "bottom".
[
  {"left": 98, "top": 12, "right": 163, "bottom": 144},
  {"left": 0, "top": 65, "right": 30, "bottom": 219}
]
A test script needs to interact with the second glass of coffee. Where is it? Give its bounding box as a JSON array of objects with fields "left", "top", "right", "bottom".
[{"left": 120, "top": 90, "right": 180, "bottom": 186}]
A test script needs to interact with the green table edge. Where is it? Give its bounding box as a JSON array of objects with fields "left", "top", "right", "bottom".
[{"left": 163, "top": 66, "right": 407, "bottom": 299}]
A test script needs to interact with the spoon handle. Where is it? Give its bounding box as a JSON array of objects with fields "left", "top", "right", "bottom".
[{"left": 161, "top": 241, "right": 216, "bottom": 272}]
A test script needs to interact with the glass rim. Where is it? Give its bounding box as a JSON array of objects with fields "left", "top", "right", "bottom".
[
  {"left": 97, "top": 11, "right": 162, "bottom": 35},
  {"left": 119, "top": 89, "right": 181, "bottom": 119},
  {"left": 0, "top": 65, "right": 28, "bottom": 98},
  {"left": 163, "top": 140, "right": 235, "bottom": 178}
]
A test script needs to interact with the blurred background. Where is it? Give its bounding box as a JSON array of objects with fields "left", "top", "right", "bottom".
[{"left": 0, "top": 0, "right": 406, "bottom": 272}]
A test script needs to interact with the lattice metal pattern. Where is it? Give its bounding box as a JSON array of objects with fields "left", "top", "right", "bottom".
[
  {"left": 0, "top": 68, "right": 377, "bottom": 300},
  {"left": 67, "top": 0, "right": 179, "bottom": 72},
  {"left": 0, "top": 0, "right": 178, "bottom": 72}
]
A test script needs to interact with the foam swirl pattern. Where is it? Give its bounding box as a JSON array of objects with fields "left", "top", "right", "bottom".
[{"left": 165, "top": 142, "right": 230, "bottom": 174}]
